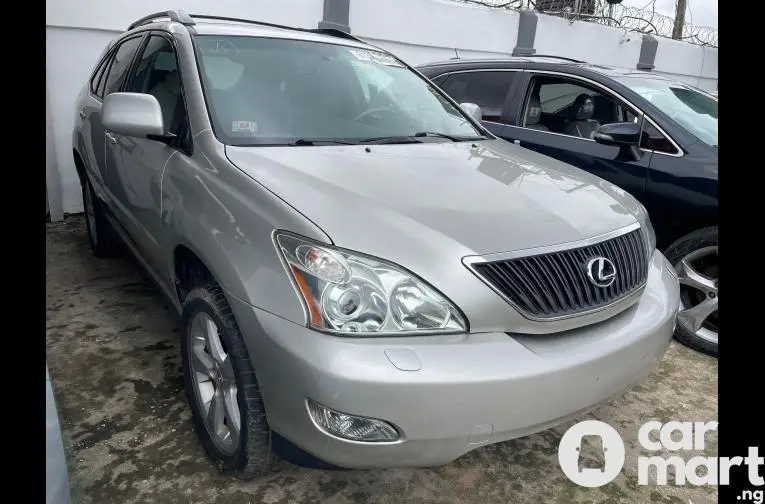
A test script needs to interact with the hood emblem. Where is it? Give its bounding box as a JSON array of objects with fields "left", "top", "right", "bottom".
[{"left": 586, "top": 257, "right": 616, "bottom": 288}]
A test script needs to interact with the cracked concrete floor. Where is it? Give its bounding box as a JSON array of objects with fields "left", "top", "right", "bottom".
[{"left": 46, "top": 216, "right": 718, "bottom": 504}]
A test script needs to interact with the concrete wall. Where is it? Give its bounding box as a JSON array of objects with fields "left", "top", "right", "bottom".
[
  {"left": 350, "top": 0, "right": 517, "bottom": 64},
  {"left": 654, "top": 37, "right": 718, "bottom": 91},
  {"left": 46, "top": 0, "right": 717, "bottom": 217},
  {"left": 534, "top": 13, "right": 643, "bottom": 68}
]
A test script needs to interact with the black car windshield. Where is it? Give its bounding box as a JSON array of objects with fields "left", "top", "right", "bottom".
[
  {"left": 193, "top": 35, "right": 484, "bottom": 146},
  {"left": 615, "top": 75, "right": 717, "bottom": 148}
]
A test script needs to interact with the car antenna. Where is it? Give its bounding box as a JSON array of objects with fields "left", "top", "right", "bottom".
[{"left": 452, "top": 48, "right": 460, "bottom": 60}]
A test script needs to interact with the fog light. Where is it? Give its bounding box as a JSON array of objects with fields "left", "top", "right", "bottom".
[{"left": 307, "top": 399, "right": 399, "bottom": 442}]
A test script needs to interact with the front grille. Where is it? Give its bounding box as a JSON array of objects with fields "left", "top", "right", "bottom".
[{"left": 471, "top": 228, "right": 648, "bottom": 319}]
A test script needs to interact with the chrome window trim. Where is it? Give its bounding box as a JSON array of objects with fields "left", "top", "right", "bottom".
[
  {"left": 433, "top": 68, "right": 523, "bottom": 77},
  {"left": 462, "top": 221, "right": 646, "bottom": 322},
  {"left": 517, "top": 69, "right": 684, "bottom": 157}
]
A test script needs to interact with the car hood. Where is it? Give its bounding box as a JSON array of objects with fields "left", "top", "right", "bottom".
[{"left": 225, "top": 139, "right": 640, "bottom": 257}]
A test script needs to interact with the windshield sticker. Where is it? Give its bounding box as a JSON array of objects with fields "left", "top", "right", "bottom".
[
  {"left": 200, "top": 39, "right": 240, "bottom": 58},
  {"left": 349, "top": 49, "right": 404, "bottom": 68},
  {"left": 232, "top": 120, "right": 257, "bottom": 134}
]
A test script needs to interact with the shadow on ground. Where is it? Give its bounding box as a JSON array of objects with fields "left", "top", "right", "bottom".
[{"left": 46, "top": 216, "right": 718, "bottom": 504}]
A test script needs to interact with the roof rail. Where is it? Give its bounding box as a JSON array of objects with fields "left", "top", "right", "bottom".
[
  {"left": 128, "top": 10, "right": 195, "bottom": 30},
  {"left": 127, "top": 11, "right": 366, "bottom": 43},
  {"left": 523, "top": 54, "right": 585, "bottom": 63},
  {"left": 187, "top": 14, "right": 365, "bottom": 42}
]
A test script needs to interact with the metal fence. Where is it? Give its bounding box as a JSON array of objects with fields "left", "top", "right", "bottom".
[{"left": 452, "top": 0, "right": 718, "bottom": 48}]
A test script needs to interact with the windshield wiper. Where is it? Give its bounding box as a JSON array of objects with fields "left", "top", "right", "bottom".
[
  {"left": 357, "top": 136, "right": 423, "bottom": 145},
  {"left": 413, "top": 131, "right": 487, "bottom": 142},
  {"left": 288, "top": 138, "right": 361, "bottom": 146}
]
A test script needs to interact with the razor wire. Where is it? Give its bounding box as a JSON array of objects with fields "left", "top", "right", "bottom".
[{"left": 449, "top": 0, "right": 717, "bottom": 48}]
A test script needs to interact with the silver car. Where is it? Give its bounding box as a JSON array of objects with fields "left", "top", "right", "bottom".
[{"left": 71, "top": 10, "right": 680, "bottom": 478}]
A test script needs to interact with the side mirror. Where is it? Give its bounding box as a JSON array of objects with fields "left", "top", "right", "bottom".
[
  {"left": 103, "top": 92, "right": 167, "bottom": 140},
  {"left": 593, "top": 122, "right": 641, "bottom": 147},
  {"left": 460, "top": 102, "right": 483, "bottom": 122},
  {"left": 593, "top": 122, "right": 642, "bottom": 162}
]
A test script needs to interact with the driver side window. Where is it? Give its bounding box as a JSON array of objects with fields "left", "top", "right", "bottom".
[
  {"left": 125, "top": 34, "right": 187, "bottom": 139},
  {"left": 521, "top": 76, "right": 627, "bottom": 139}
]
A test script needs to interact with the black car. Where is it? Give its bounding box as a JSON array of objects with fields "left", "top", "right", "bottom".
[{"left": 418, "top": 56, "right": 718, "bottom": 356}]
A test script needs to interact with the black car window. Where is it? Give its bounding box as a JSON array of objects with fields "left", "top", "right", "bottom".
[
  {"left": 621, "top": 106, "right": 677, "bottom": 154},
  {"left": 102, "top": 36, "right": 143, "bottom": 98},
  {"left": 440, "top": 71, "right": 517, "bottom": 122},
  {"left": 430, "top": 74, "right": 449, "bottom": 88},
  {"left": 90, "top": 53, "right": 113, "bottom": 98},
  {"left": 641, "top": 119, "right": 678, "bottom": 154},
  {"left": 96, "top": 56, "right": 114, "bottom": 98},
  {"left": 125, "top": 35, "right": 186, "bottom": 137},
  {"left": 522, "top": 76, "right": 637, "bottom": 139}
]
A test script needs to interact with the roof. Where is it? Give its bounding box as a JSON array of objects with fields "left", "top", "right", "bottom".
[
  {"left": 418, "top": 56, "right": 586, "bottom": 68},
  {"left": 416, "top": 56, "right": 665, "bottom": 81}
]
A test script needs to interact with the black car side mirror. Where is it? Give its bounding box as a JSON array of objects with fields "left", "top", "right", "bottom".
[{"left": 593, "top": 122, "right": 642, "bottom": 162}]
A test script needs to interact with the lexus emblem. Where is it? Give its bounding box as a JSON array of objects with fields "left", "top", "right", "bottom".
[{"left": 586, "top": 257, "right": 616, "bottom": 288}]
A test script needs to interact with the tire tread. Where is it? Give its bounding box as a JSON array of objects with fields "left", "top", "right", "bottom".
[
  {"left": 664, "top": 226, "right": 718, "bottom": 357},
  {"left": 181, "top": 283, "right": 273, "bottom": 479}
]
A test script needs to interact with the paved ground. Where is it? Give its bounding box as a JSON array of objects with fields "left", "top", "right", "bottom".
[{"left": 47, "top": 216, "right": 719, "bottom": 504}]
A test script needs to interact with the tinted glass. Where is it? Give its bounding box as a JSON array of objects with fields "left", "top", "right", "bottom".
[
  {"left": 90, "top": 55, "right": 111, "bottom": 98},
  {"left": 194, "top": 36, "right": 483, "bottom": 146},
  {"left": 440, "top": 71, "right": 516, "bottom": 122},
  {"left": 102, "top": 37, "right": 143, "bottom": 97},
  {"left": 641, "top": 120, "right": 677, "bottom": 153},
  {"left": 525, "top": 77, "right": 628, "bottom": 137},
  {"left": 126, "top": 35, "right": 185, "bottom": 135}
]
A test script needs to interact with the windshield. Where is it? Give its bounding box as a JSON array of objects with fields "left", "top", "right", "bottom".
[
  {"left": 615, "top": 76, "right": 717, "bottom": 148},
  {"left": 193, "top": 36, "right": 484, "bottom": 146}
]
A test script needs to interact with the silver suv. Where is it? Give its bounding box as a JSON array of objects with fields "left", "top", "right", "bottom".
[{"left": 72, "top": 11, "right": 680, "bottom": 478}]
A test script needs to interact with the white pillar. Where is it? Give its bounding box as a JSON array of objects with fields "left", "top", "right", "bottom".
[{"left": 46, "top": 77, "right": 65, "bottom": 222}]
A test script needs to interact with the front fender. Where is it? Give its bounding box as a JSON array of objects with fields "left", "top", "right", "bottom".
[{"left": 160, "top": 137, "right": 330, "bottom": 325}]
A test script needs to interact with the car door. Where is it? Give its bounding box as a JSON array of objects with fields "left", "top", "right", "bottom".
[
  {"left": 106, "top": 32, "right": 192, "bottom": 278},
  {"left": 100, "top": 34, "right": 148, "bottom": 227},
  {"left": 641, "top": 118, "right": 717, "bottom": 246},
  {"left": 499, "top": 71, "right": 651, "bottom": 202},
  {"left": 77, "top": 37, "right": 142, "bottom": 196},
  {"left": 437, "top": 70, "right": 521, "bottom": 136},
  {"left": 77, "top": 47, "right": 113, "bottom": 189}
]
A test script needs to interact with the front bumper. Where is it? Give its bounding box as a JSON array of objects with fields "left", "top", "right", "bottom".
[{"left": 229, "top": 251, "right": 679, "bottom": 468}]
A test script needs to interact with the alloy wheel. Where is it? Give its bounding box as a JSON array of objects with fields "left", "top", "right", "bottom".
[
  {"left": 674, "top": 246, "right": 718, "bottom": 344},
  {"left": 188, "top": 312, "right": 241, "bottom": 455}
]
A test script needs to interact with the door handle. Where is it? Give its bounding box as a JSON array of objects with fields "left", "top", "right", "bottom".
[
  {"left": 79, "top": 110, "right": 86, "bottom": 119},
  {"left": 105, "top": 132, "right": 117, "bottom": 144}
]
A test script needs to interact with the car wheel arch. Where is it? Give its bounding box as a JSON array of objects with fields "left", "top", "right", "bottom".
[
  {"left": 171, "top": 240, "right": 241, "bottom": 307},
  {"left": 662, "top": 213, "right": 717, "bottom": 252},
  {"left": 72, "top": 149, "right": 88, "bottom": 186}
]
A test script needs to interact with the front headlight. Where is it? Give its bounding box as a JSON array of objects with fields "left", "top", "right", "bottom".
[
  {"left": 636, "top": 202, "right": 657, "bottom": 257},
  {"left": 274, "top": 232, "right": 467, "bottom": 335}
]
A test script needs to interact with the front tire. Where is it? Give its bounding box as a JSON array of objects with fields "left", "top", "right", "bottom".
[
  {"left": 664, "top": 227, "right": 718, "bottom": 357},
  {"left": 180, "top": 284, "right": 274, "bottom": 479}
]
